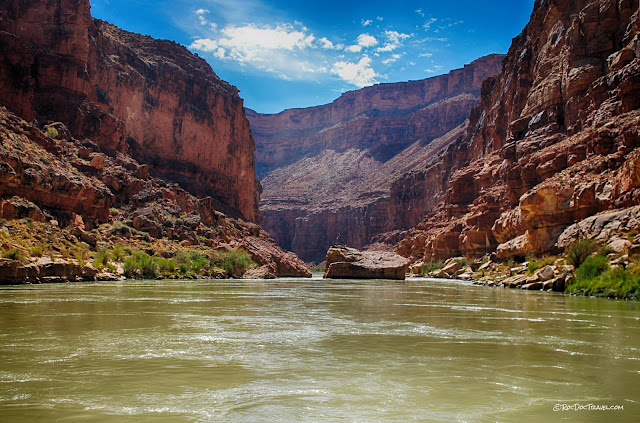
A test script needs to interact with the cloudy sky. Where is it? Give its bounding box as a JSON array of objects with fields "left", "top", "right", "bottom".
[{"left": 90, "top": 0, "right": 534, "bottom": 114}]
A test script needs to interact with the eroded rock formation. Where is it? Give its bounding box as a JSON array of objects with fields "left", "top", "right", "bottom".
[
  {"left": 0, "top": 0, "right": 310, "bottom": 279},
  {"left": 398, "top": 0, "right": 640, "bottom": 262},
  {"left": 0, "top": 0, "right": 260, "bottom": 222},
  {"left": 0, "top": 107, "right": 310, "bottom": 279},
  {"left": 250, "top": 55, "right": 504, "bottom": 262}
]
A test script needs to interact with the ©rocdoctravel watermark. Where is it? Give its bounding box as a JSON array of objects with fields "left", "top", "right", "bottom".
[{"left": 553, "top": 403, "right": 624, "bottom": 412}]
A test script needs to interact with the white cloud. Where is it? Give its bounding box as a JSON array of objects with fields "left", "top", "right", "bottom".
[
  {"left": 376, "top": 16, "right": 384, "bottom": 21},
  {"left": 357, "top": 33, "right": 378, "bottom": 47},
  {"left": 415, "top": 9, "right": 425, "bottom": 17},
  {"left": 195, "top": 8, "right": 209, "bottom": 15},
  {"left": 423, "top": 18, "right": 437, "bottom": 30},
  {"left": 419, "top": 52, "right": 433, "bottom": 57},
  {"left": 318, "top": 37, "right": 339, "bottom": 49},
  {"left": 189, "top": 38, "right": 226, "bottom": 58},
  {"left": 361, "top": 19, "right": 372, "bottom": 27},
  {"left": 331, "top": 56, "right": 378, "bottom": 87},
  {"left": 345, "top": 44, "right": 363, "bottom": 53},
  {"left": 382, "top": 53, "right": 403, "bottom": 65},
  {"left": 189, "top": 23, "right": 323, "bottom": 79},
  {"left": 216, "top": 24, "right": 316, "bottom": 55},
  {"left": 376, "top": 31, "right": 410, "bottom": 52},
  {"left": 189, "top": 38, "right": 219, "bottom": 52}
]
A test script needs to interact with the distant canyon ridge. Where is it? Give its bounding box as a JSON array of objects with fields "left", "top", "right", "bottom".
[{"left": 248, "top": 55, "right": 504, "bottom": 262}]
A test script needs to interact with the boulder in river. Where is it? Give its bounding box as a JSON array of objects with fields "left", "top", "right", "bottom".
[{"left": 323, "top": 245, "right": 409, "bottom": 280}]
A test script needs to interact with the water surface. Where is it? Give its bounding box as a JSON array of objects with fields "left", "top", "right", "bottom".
[{"left": 1, "top": 276, "right": 638, "bottom": 421}]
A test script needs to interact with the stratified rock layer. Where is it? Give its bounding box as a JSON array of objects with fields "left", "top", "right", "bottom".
[
  {"left": 250, "top": 55, "right": 504, "bottom": 262},
  {"left": 0, "top": 106, "right": 310, "bottom": 279},
  {"left": 398, "top": 0, "right": 640, "bottom": 262},
  {"left": 323, "top": 245, "right": 409, "bottom": 280},
  {"left": 0, "top": 0, "right": 310, "bottom": 279},
  {"left": 0, "top": 0, "right": 260, "bottom": 222}
]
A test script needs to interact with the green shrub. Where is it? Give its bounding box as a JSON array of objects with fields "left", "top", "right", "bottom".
[
  {"left": 123, "top": 251, "right": 176, "bottom": 278},
  {"left": 44, "top": 126, "right": 58, "bottom": 139},
  {"left": 210, "top": 249, "right": 254, "bottom": 277},
  {"left": 575, "top": 255, "right": 609, "bottom": 281},
  {"left": 565, "top": 239, "right": 598, "bottom": 268},
  {"left": 124, "top": 252, "right": 155, "bottom": 279},
  {"left": 2, "top": 248, "right": 25, "bottom": 261},
  {"left": 111, "top": 220, "right": 132, "bottom": 235},
  {"left": 112, "top": 245, "right": 126, "bottom": 262},
  {"left": 92, "top": 249, "right": 113, "bottom": 270},
  {"left": 454, "top": 257, "right": 468, "bottom": 267},
  {"left": 155, "top": 257, "right": 176, "bottom": 274},
  {"left": 29, "top": 245, "right": 44, "bottom": 258},
  {"left": 568, "top": 267, "right": 640, "bottom": 299},
  {"left": 526, "top": 256, "right": 557, "bottom": 275},
  {"left": 420, "top": 260, "right": 444, "bottom": 275},
  {"left": 190, "top": 252, "right": 208, "bottom": 274}
]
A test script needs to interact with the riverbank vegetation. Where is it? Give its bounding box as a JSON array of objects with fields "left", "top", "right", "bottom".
[
  {"left": 567, "top": 254, "right": 640, "bottom": 300},
  {"left": 415, "top": 235, "right": 640, "bottom": 300},
  {"left": 0, "top": 217, "right": 255, "bottom": 280}
]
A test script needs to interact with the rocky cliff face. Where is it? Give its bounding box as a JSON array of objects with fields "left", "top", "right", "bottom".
[
  {"left": 0, "top": 0, "right": 260, "bottom": 223},
  {"left": 0, "top": 0, "right": 311, "bottom": 279},
  {"left": 249, "top": 55, "right": 504, "bottom": 262},
  {"left": 398, "top": 0, "right": 640, "bottom": 262},
  {"left": 0, "top": 104, "right": 310, "bottom": 279}
]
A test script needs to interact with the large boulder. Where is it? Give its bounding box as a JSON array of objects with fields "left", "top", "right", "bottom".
[{"left": 323, "top": 245, "right": 409, "bottom": 280}]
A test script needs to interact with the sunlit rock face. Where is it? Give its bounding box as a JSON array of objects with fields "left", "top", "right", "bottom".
[{"left": 398, "top": 0, "right": 640, "bottom": 262}]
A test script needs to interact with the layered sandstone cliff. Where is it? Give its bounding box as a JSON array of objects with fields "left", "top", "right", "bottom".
[
  {"left": 0, "top": 107, "right": 310, "bottom": 279},
  {"left": 0, "top": 0, "right": 260, "bottom": 222},
  {"left": 249, "top": 55, "right": 504, "bottom": 262},
  {"left": 398, "top": 0, "right": 640, "bottom": 262},
  {"left": 0, "top": 0, "right": 311, "bottom": 278}
]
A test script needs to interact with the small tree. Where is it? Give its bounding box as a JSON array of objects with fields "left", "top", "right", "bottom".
[{"left": 565, "top": 239, "right": 597, "bottom": 268}]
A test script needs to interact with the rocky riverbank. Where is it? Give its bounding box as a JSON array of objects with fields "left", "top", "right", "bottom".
[{"left": 410, "top": 225, "right": 640, "bottom": 300}]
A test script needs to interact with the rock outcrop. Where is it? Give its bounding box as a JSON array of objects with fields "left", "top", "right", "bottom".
[
  {"left": 250, "top": 55, "right": 504, "bottom": 262},
  {"left": 398, "top": 0, "right": 640, "bottom": 262},
  {"left": 0, "top": 0, "right": 260, "bottom": 222},
  {"left": 323, "top": 245, "right": 409, "bottom": 280}
]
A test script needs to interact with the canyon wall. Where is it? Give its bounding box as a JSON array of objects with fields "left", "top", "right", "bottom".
[
  {"left": 0, "top": 0, "right": 311, "bottom": 277},
  {"left": 249, "top": 55, "right": 504, "bottom": 262},
  {"left": 0, "top": 0, "right": 260, "bottom": 222},
  {"left": 398, "top": 0, "right": 640, "bottom": 262}
]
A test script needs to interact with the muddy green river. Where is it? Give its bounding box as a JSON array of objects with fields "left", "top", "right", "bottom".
[{"left": 0, "top": 276, "right": 638, "bottom": 422}]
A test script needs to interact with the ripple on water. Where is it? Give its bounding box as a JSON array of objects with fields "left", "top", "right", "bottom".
[{"left": 0, "top": 279, "right": 639, "bottom": 422}]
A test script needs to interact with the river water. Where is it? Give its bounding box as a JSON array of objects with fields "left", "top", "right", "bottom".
[{"left": 0, "top": 275, "right": 638, "bottom": 422}]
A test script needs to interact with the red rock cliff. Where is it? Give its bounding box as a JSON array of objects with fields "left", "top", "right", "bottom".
[
  {"left": 248, "top": 55, "right": 504, "bottom": 262},
  {"left": 398, "top": 0, "right": 640, "bottom": 262},
  {"left": 0, "top": 0, "right": 260, "bottom": 223}
]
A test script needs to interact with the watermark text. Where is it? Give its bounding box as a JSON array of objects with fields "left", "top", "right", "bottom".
[{"left": 553, "top": 403, "right": 623, "bottom": 412}]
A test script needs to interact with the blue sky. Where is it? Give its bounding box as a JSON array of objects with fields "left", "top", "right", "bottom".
[{"left": 90, "top": 0, "right": 535, "bottom": 114}]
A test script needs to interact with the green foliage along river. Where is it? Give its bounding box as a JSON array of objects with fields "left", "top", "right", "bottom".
[{"left": 0, "top": 276, "right": 638, "bottom": 421}]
